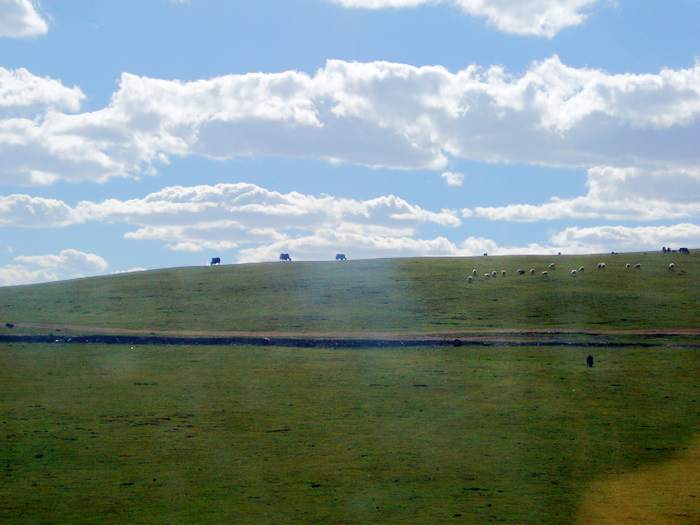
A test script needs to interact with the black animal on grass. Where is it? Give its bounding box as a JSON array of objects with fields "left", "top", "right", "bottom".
[
  {"left": 279, "top": 253, "right": 292, "bottom": 262},
  {"left": 586, "top": 355, "right": 594, "bottom": 368},
  {"left": 5, "top": 323, "right": 15, "bottom": 328},
  {"left": 679, "top": 247, "right": 690, "bottom": 254},
  {"left": 210, "top": 257, "right": 221, "bottom": 266}
]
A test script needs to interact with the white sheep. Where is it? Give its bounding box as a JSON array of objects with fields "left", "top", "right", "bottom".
[
  {"left": 467, "top": 276, "right": 473, "bottom": 283},
  {"left": 472, "top": 269, "right": 478, "bottom": 276},
  {"left": 597, "top": 262, "right": 607, "bottom": 269},
  {"left": 542, "top": 271, "right": 549, "bottom": 277},
  {"left": 634, "top": 263, "right": 642, "bottom": 269},
  {"left": 570, "top": 269, "right": 577, "bottom": 277},
  {"left": 491, "top": 271, "right": 498, "bottom": 278},
  {"left": 501, "top": 270, "right": 507, "bottom": 277},
  {"left": 484, "top": 273, "right": 491, "bottom": 279},
  {"left": 669, "top": 262, "right": 676, "bottom": 271},
  {"left": 548, "top": 263, "right": 556, "bottom": 269},
  {"left": 625, "top": 263, "right": 631, "bottom": 269},
  {"left": 578, "top": 266, "right": 585, "bottom": 273},
  {"left": 529, "top": 268, "right": 536, "bottom": 275}
]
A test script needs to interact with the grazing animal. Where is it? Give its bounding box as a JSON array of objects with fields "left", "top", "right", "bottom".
[
  {"left": 335, "top": 253, "right": 347, "bottom": 261},
  {"left": 467, "top": 276, "right": 473, "bottom": 283},
  {"left": 472, "top": 269, "right": 478, "bottom": 276},
  {"left": 5, "top": 323, "right": 15, "bottom": 328},
  {"left": 529, "top": 268, "right": 536, "bottom": 275},
  {"left": 210, "top": 257, "right": 221, "bottom": 266},
  {"left": 634, "top": 263, "right": 642, "bottom": 269},
  {"left": 501, "top": 270, "right": 507, "bottom": 277},
  {"left": 484, "top": 273, "right": 491, "bottom": 279},
  {"left": 586, "top": 355, "right": 594, "bottom": 368},
  {"left": 541, "top": 271, "right": 548, "bottom": 277},
  {"left": 597, "top": 262, "right": 606, "bottom": 269},
  {"left": 578, "top": 266, "right": 585, "bottom": 273},
  {"left": 491, "top": 271, "right": 498, "bottom": 278},
  {"left": 279, "top": 253, "right": 292, "bottom": 262},
  {"left": 548, "top": 263, "right": 556, "bottom": 269},
  {"left": 669, "top": 262, "right": 676, "bottom": 271},
  {"left": 680, "top": 247, "right": 690, "bottom": 254},
  {"left": 625, "top": 263, "right": 631, "bottom": 269},
  {"left": 662, "top": 246, "right": 668, "bottom": 253},
  {"left": 483, "top": 253, "right": 488, "bottom": 257},
  {"left": 570, "top": 269, "right": 577, "bottom": 277},
  {"left": 517, "top": 269, "right": 525, "bottom": 275}
]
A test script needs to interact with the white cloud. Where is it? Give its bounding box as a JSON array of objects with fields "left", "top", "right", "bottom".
[
  {"left": 441, "top": 170, "right": 464, "bottom": 187},
  {"left": 550, "top": 223, "right": 700, "bottom": 253},
  {"left": 467, "top": 166, "right": 700, "bottom": 222},
  {"left": 0, "top": 193, "right": 76, "bottom": 226},
  {"left": 0, "top": 68, "right": 84, "bottom": 118},
  {"left": 0, "top": 0, "right": 48, "bottom": 38},
  {"left": 332, "top": 0, "right": 601, "bottom": 37},
  {"left": 0, "top": 249, "right": 109, "bottom": 286},
  {"left": 2, "top": 57, "right": 700, "bottom": 186}
]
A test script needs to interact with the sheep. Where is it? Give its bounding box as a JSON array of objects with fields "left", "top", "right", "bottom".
[
  {"left": 491, "top": 271, "right": 498, "bottom": 278},
  {"left": 472, "top": 269, "right": 478, "bottom": 276},
  {"left": 548, "top": 263, "right": 556, "bottom": 270},
  {"left": 517, "top": 269, "right": 526, "bottom": 275},
  {"left": 501, "top": 270, "right": 507, "bottom": 277},
  {"left": 570, "top": 269, "right": 578, "bottom": 277},
  {"left": 484, "top": 273, "right": 491, "bottom": 279},
  {"left": 625, "top": 263, "right": 631, "bottom": 269},
  {"left": 668, "top": 263, "right": 676, "bottom": 271},
  {"left": 578, "top": 266, "right": 585, "bottom": 273},
  {"left": 541, "top": 271, "right": 549, "bottom": 277},
  {"left": 634, "top": 263, "right": 642, "bottom": 269},
  {"left": 529, "top": 268, "right": 536, "bottom": 275},
  {"left": 597, "top": 262, "right": 607, "bottom": 269},
  {"left": 467, "top": 276, "right": 473, "bottom": 283}
]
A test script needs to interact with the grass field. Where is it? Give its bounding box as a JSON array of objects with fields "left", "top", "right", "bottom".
[
  {"left": 1, "top": 343, "right": 699, "bottom": 524},
  {"left": 1, "top": 253, "right": 698, "bottom": 523},
  {"left": 0, "top": 251, "right": 698, "bottom": 334}
]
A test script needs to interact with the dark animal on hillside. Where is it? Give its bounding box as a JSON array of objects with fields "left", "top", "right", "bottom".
[
  {"left": 679, "top": 247, "right": 690, "bottom": 254},
  {"left": 210, "top": 257, "right": 221, "bottom": 266},
  {"left": 586, "top": 355, "right": 594, "bottom": 368},
  {"left": 5, "top": 323, "right": 15, "bottom": 328},
  {"left": 279, "top": 253, "right": 292, "bottom": 262},
  {"left": 517, "top": 269, "right": 526, "bottom": 275},
  {"left": 483, "top": 253, "right": 488, "bottom": 257},
  {"left": 662, "top": 246, "right": 668, "bottom": 253},
  {"left": 335, "top": 253, "right": 347, "bottom": 261}
]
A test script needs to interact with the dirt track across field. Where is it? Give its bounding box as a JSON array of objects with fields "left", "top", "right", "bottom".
[{"left": 2, "top": 322, "right": 700, "bottom": 348}]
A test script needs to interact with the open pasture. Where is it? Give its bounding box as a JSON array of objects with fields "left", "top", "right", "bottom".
[
  {"left": 0, "top": 251, "right": 697, "bottom": 335},
  {"left": 1, "top": 343, "right": 699, "bottom": 524}
]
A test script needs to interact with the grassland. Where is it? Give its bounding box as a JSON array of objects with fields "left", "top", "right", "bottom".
[
  {"left": 1, "top": 343, "right": 699, "bottom": 524},
  {"left": 0, "top": 251, "right": 698, "bottom": 335}
]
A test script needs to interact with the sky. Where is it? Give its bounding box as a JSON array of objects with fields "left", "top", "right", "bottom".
[{"left": 0, "top": 0, "right": 699, "bottom": 284}]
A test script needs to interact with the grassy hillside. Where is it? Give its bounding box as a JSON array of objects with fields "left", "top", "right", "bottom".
[
  {"left": 1, "top": 252, "right": 698, "bottom": 334},
  {"left": 2, "top": 343, "right": 699, "bottom": 524}
]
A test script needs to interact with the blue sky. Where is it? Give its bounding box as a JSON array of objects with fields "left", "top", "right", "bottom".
[{"left": 0, "top": 0, "right": 699, "bottom": 283}]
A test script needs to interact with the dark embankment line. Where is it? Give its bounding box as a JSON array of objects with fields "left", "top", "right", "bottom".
[{"left": 1, "top": 334, "right": 698, "bottom": 349}]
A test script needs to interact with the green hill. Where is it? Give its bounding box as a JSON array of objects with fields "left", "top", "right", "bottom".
[{"left": 1, "top": 251, "right": 697, "bottom": 334}]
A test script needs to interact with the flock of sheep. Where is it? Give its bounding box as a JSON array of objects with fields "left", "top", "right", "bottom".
[{"left": 466, "top": 260, "right": 679, "bottom": 283}]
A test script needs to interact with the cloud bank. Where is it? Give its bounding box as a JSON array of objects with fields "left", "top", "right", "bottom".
[
  {"left": 0, "top": 249, "right": 108, "bottom": 286},
  {"left": 2, "top": 57, "right": 700, "bottom": 186}
]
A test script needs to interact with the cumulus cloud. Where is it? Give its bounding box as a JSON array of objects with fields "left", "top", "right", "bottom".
[
  {"left": 0, "top": 249, "right": 109, "bottom": 286},
  {"left": 2, "top": 57, "right": 700, "bottom": 186},
  {"left": 0, "top": 0, "right": 47, "bottom": 38},
  {"left": 467, "top": 166, "right": 700, "bottom": 222},
  {"left": 0, "top": 193, "right": 76, "bottom": 226},
  {"left": 441, "top": 171, "right": 464, "bottom": 187},
  {"left": 0, "top": 68, "right": 85, "bottom": 118},
  {"left": 331, "top": 0, "right": 600, "bottom": 37}
]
